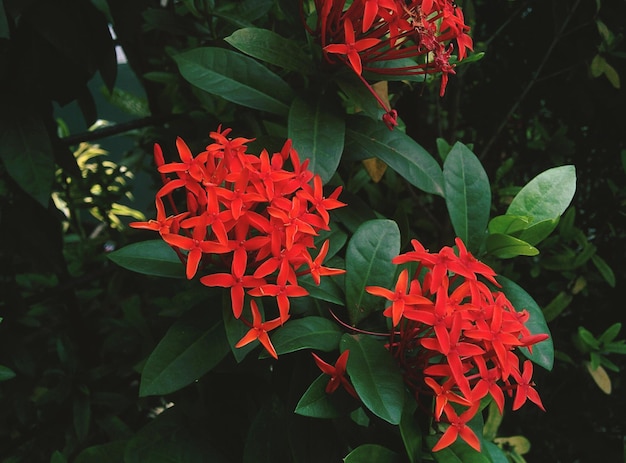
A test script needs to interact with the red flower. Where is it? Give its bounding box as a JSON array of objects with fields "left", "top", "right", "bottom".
[
  {"left": 312, "top": 350, "right": 358, "bottom": 398},
  {"left": 512, "top": 360, "right": 546, "bottom": 412},
  {"left": 235, "top": 300, "right": 282, "bottom": 359},
  {"left": 366, "top": 268, "right": 432, "bottom": 326},
  {"left": 432, "top": 403, "right": 481, "bottom": 452},
  {"left": 324, "top": 18, "right": 381, "bottom": 75}
]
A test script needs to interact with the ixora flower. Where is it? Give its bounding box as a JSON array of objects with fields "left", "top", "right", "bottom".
[
  {"left": 305, "top": 0, "right": 473, "bottom": 128},
  {"left": 366, "top": 237, "right": 548, "bottom": 452},
  {"left": 131, "top": 127, "right": 346, "bottom": 358}
]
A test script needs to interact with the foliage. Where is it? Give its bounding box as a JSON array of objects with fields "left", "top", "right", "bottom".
[{"left": 0, "top": 0, "right": 624, "bottom": 462}]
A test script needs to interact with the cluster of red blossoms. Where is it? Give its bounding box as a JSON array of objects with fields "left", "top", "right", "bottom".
[
  {"left": 306, "top": 0, "right": 473, "bottom": 128},
  {"left": 366, "top": 238, "right": 548, "bottom": 452},
  {"left": 131, "top": 127, "right": 345, "bottom": 359}
]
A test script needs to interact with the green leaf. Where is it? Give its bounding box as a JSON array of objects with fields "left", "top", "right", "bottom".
[
  {"left": 345, "top": 219, "right": 400, "bottom": 325},
  {"left": 0, "top": 114, "right": 54, "bottom": 206},
  {"left": 225, "top": 28, "right": 313, "bottom": 73},
  {"left": 337, "top": 76, "right": 386, "bottom": 121},
  {"left": 264, "top": 317, "right": 341, "bottom": 357},
  {"left": 0, "top": 365, "right": 16, "bottom": 382},
  {"left": 243, "top": 396, "right": 290, "bottom": 463},
  {"left": 591, "top": 254, "right": 616, "bottom": 287},
  {"left": 298, "top": 273, "right": 344, "bottom": 305},
  {"left": 74, "top": 441, "right": 127, "bottom": 463},
  {"left": 443, "top": 142, "right": 491, "bottom": 252},
  {"left": 344, "top": 444, "right": 401, "bottom": 463},
  {"left": 341, "top": 334, "right": 405, "bottom": 425},
  {"left": 542, "top": 291, "right": 573, "bottom": 323},
  {"left": 107, "top": 240, "right": 185, "bottom": 278},
  {"left": 50, "top": 450, "right": 68, "bottom": 463},
  {"left": 294, "top": 374, "right": 343, "bottom": 419},
  {"left": 139, "top": 309, "right": 229, "bottom": 396},
  {"left": 485, "top": 234, "right": 539, "bottom": 259},
  {"left": 223, "top": 294, "right": 256, "bottom": 363},
  {"left": 599, "top": 323, "right": 621, "bottom": 345},
  {"left": 483, "top": 442, "right": 510, "bottom": 463},
  {"left": 345, "top": 116, "right": 444, "bottom": 196},
  {"left": 517, "top": 218, "right": 559, "bottom": 246},
  {"left": 507, "top": 165, "right": 576, "bottom": 224},
  {"left": 0, "top": 0, "right": 9, "bottom": 39},
  {"left": 73, "top": 392, "right": 91, "bottom": 442},
  {"left": 288, "top": 97, "right": 345, "bottom": 184},
  {"left": 174, "top": 47, "right": 294, "bottom": 115},
  {"left": 400, "top": 399, "right": 422, "bottom": 463},
  {"left": 578, "top": 326, "right": 600, "bottom": 350},
  {"left": 488, "top": 215, "right": 531, "bottom": 235},
  {"left": 498, "top": 276, "right": 554, "bottom": 370}
]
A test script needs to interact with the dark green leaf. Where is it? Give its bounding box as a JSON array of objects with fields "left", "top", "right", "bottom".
[
  {"left": 124, "top": 409, "right": 228, "bottom": 463},
  {"left": 0, "top": 114, "right": 54, "bottom": 206},
  {"left": 225, "top": 28, "right": 313, "bottom": 73},
  {"left": 223, "top": 294, "right": 256, "bottom": 362},
  {"left": 73, "top": 392, "right": 91, "bottom": 442},
  {"left": 341, "top": 334, "right": 405, "bottom": 425},
  {"left": 345, "top": 219, "right": 400, "bottom": 325},
  {"left": 139, "top": 309, "right": 229, "bottom": 396},
  {"left": 243, "top": 396, "right": 290, "bottom": 463},
  {"left": 337, "top": 76, "right": 386, "bottom": 121},
  {"left": 485, "top": 234, "right": 539, "bottom": 259},
  {"left": 578, "top": 326, "right": 600, "bottom": 350},
  {"left": 107, "top": 240, "right": 185, "bottom": 278},
  {"left": 400, "top": 399, "right": 422, "bottom": 463},
  {"left": 298, "top": 273, "right": 344, "bottom": 305},
  {"left": 288, "top": 97, "right": 345, "bottom": 184},
  {"left": 599, "top": 323, "right": 621, "bottom": 345},
  {"left": 591, "top": 254, "right": 616, "bottom": 287},
  {"left": 507, "top": 165, "right": 576, "bottom": 224},
  {"left": 267, "top": 317, "right": 342, "bottom": 357},
  {"left": 0, "top": 365, "right": 16, "bottom": 382},
  {"left": 345, "top": 116, "right": 444, "bottom": 196},
  {"left": 0, "top": 0, "right": 9, "bottom": 39},
  {"left": 344, "top": 444, "right": 401, "bottom": 463},
  {"left": 74, "top": 441, "right": 127, "bottom": 463},
  {"left": 443, "top": 142, "right": 491, "bottom": 252},
  {"left": 294, "top": 374, "right": 342, "bottom": 419},
  {"left": 498, "top": 276, "right": 554, "bottom": 370},
  {"left": 236, "top": 0, "right": 274, "bottom": 21},
  {"left": 174, "top": 47, "right": 294, "bottom": 115}
]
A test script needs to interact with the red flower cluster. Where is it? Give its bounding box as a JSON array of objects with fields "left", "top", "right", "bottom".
[
  {"left": 131, "top": 127, "right": 346, "bottom": 358},
  {"left": 366, "top": 238, "right": 548, "bottom": 452},
  {"left": 306, "top": 0, "right": 473, "bottom": 128}
]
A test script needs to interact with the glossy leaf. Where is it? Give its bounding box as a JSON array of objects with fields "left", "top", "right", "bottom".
[
  {"left": 488, "top": 215, "right": 531, "bottom": 235},
  {"left": 174, "top": 47, "right": 294, "bottom": 115},
  {"left": 443, "top": 142, "right": 491, "bottom": 252},
  {"left": 345, "top": 219, "right": 400, "bottom": 325},
  {"left": 288, "top": 97, "right": 345, "bottom": 184},
  {"left": 341, "top": 334, "right": 405, "bottom": 425},
  {"left": 262, "top": 317, "right": 341, "bottom": 357},
  {"left": 107, "top": 240, "right": 185, "bottom": 278},
  {"left": 0, "top": 114, "right": 54, "bottom": 206},
  {"left": 507, "top": 165, "right": 576, "bottom": 224},
  {"left": 294, "top": 374, "right": 343, "bottom": 419},
  {"left": 344, "top": 444, "right": 401, "bottom": 463},
  {"left": 485, "top": 234, "right": 539, "bottom": 259},
  {"left": 517, "top": 218, "right": 559, "bottom": 245},
  {"left": 497, "top": 276, "right": 554, "bottom": 370},
  {"left": 483, "top": 442, "right": 510, "bottom": 463},
  {"left": 345, "top": 117, "right": 444, "bottom": 196},
  {"left": 139, "top": 309, "right": 229, "bottom": 396},
  {"left": 225, "top": 27, "right": 313, "bottom": 73}
]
